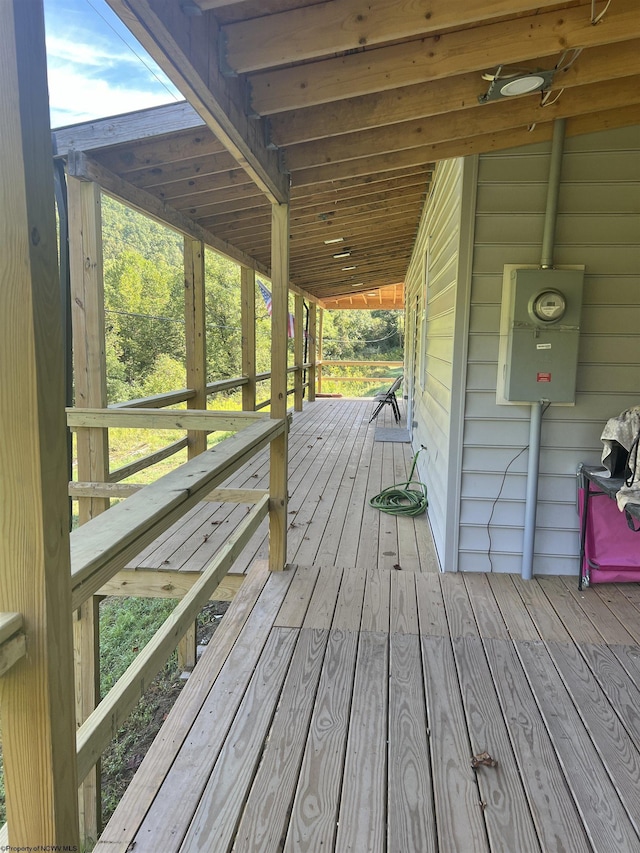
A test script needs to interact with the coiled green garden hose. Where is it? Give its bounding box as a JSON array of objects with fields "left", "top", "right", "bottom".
[{"left": 369, "top": 448, "right": 428, "bottom": 517}]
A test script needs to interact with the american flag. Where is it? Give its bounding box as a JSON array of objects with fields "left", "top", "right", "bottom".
[{"left": 258, "top": 279, "right": 295, "bottom": 338}]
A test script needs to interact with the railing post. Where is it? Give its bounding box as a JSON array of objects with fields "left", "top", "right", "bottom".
[
  {"left": 317, "top": 307, "right": 324, "bottom": 394},
  {"left": 68, "top": 174, "right": 108, "bottom": 844},
  {"left": 294, "top": 293, "right": 304, "bottom": 412},
  {"left": 269, "top": 203, "right": 289, "bottom": 571},
  {"left": 180, "top": 237, "right": 207, "bottom": 672},
  {"left": 308, "top": 301, "right": 317, "bottom": 402},
  {"left": 241, "top": 266, "right": 257, "bottom": 411},
  {"left": 0, "top": 1, "right": 80, "bottom": 845}
]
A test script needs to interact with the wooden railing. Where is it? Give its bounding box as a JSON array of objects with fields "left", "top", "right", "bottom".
[
  {"left": 0, "top": 612, "right": 26, "bottom": 678},
  {"left": 64, "top": 409, "right": 287, "bottom": 791},
  {"left": 316, "top": 360, "right": 403, "bottom": 392}
]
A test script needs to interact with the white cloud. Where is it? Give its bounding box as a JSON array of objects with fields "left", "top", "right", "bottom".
[
  {"left": 44, "top": 0, "right": 180, "bottom": 127},
  {"left": 48, "top": 64, "right": 177, "bottom": 128},
  {"left": 46, "top": 33, "right": 135, "bottom": 69}
]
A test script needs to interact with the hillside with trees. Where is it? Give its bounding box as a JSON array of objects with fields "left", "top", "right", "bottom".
[{"left": 100, "top": 196, "right": 403, "bottom": 404}]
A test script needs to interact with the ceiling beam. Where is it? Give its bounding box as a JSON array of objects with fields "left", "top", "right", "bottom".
[
  {"left": 248, "top": 0, "right": 640, "bottom": 113},
  {"left": 221, "top": 0, "right": 570, "bottom": 73},
  {"left": 104, "top": 0, "right": 289, "bottom": 204},
  {"left": 269, "top": 39, "right": 640, "bottom": 145},
  {"left": 283, "top": 75, "right": 640, "bottom": 170},
  {"left": 290, "top": 101, "right": 640, "bottom": 187}
]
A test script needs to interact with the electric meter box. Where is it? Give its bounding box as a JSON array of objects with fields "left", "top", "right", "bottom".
[{"left": 497, "top": 266, "right": 584, "bottom": 405}]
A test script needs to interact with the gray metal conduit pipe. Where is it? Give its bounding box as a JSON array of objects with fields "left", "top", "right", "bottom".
[{"left": 521, "top": 118, "right": 566, "bottom": 581}]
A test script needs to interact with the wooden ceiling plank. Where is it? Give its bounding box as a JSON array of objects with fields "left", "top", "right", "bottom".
[
  {"left": 171, "top": 182, "right": 263, "bottom": 212},
  {"left": 249, "top": 0, "right": 640, "bottom": 113},
  {"left": 291, "top": 165, "right": 433, "bottom": 199},
  {"left": 201, "top": 186, "right": 425, "bottom": 230},
  {"left": 104, "top": 0, "right": 288, "bottom": 203},
  {"left": 284, "top": 74, "right": 640, "bottom": 170},
  {"left": 289, "top": 174, "right": 430, "bottom": 210},
  {"left": 66, "top": 151, "right": 270, "bottom": 276},
  {"left": 148, "top": 169, "right": 256, "bottom": 202},
  {"left": 92, "top": 129, "right": 227, "bottom": 176},
  {"left": 116, "top": 149, "right": 239, "bottom": 190},
  {"left": 221, "top": 0, "right": 570, "bottom": 73},
  {"left": 270, "top": 38, "right": 640, "bottom": 145},
  {"left": 236, "top": 222, "right": 418, "bottom": 257}
]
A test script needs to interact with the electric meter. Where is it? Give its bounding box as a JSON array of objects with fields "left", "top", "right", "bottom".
[{"left": 530, "top": 289, "right": 566, "bottom": 323}]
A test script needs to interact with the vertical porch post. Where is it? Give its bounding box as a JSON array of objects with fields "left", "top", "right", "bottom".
[
  {"left": 180, "top": 237, "right": 207, "bottom": 671},
  {"left": 294, "top": 293, "right": 304, "bottom": 412},
  {"left": 68, "top": 175, "right": 109, "bottom": 844},
  {"left": 317, "top": 307, "right": 324, "bottom": 394},
  {"left": 241, "top": 266, "right": 257, "bottom": 412},
  {"left": 308, "top": 301, "right": 317, "bottom": 402},
  {"left": 0, "top": 0, "right": 80, "bottom": 845},
  {"left": 269, "top": 203, "right": 290, "bottom": 571}
]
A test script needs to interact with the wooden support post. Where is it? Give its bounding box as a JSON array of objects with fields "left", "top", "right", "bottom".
[
  {"left": 294, "top": 293, "right": 304, "bottom": 412},
  {"left": 308, "top": 301, "right": 317, "bottom": 402},
  {"left": 184, "top": 238, "right": 207, "bottom": 457},
  {"left": 318, "top": 308, "right": 324, "bottom": 393},
  {"left": 0, "top": 1, "right": 80, "bottom": 846},
  {"left": 68, "top": 175, "right": 108, "bottom": 844},
  {"left": 269, "top": 203, "right": 290, "bottom": 571},
  {"left": 180, "top": 237, "right": 207, "bottom": 672},
  {"left": 241, "top": 266, "right": 256, "bottom": 412}
]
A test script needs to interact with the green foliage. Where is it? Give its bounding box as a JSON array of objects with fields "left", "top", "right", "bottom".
[
  {"left": 322, "top": 309, "right": 403, "bottom": 361},
  {"left": 98, "top": 195, "right": 403, "bottom": 405},
  {"left": 99, "top": 597, "right": 177, "bottom": 696},
  {"left": 204, "top": 250, "right": 243, "bottom": 381}
]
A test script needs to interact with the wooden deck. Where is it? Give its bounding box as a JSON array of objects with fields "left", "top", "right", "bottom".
[
  {"left": 120, "top": 398, "right": 438, "bottom": 593},
  {"left": 95, "top": 560, "right": 640, "bottom": 852}
]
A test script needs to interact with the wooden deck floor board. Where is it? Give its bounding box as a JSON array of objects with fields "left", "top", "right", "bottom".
[
  {"left": 96, "top": 562, "right": 640, "bottom": 853},
  {"left": 335, "top": 630, "right": 389, "bottom": 853},
  {"left": 388, "top": 632, "right": 436, "bottom": 853},
  {"left": 481, "top": 637, "right": 592, "bottom": 852},
  {"left": 232, "top": 628, "right": 330, "bottom": 853},
  {"left": 452, "top": 635, "right": 542, "bottom": 852},
  {"left": 515, "top": 638, "right": 640, "bottom": 851},
  {"left": 123, "top": 399, "right": 437, "bottom": 579},
  {"left": 283, "top": 628, "right": 359, "bottom": 852},
  {"left": 177, "top": 627, "right": 299, "bottom": 853}
]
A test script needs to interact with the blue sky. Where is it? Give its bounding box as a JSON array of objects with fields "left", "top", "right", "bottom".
[{"left": 43, "top": 0, "right": 181, "bottom": 128}]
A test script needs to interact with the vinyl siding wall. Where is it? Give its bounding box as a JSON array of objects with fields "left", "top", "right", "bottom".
[
  {"left": 404, "top": 157, "right": 469, "bottom": 569},
  {"left": 460, "top": 124, "right": 640, "bottom": 575}
]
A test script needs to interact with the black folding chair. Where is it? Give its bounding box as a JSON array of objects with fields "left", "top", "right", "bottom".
[{"left": 369, "top": 375, "right": 403, "bottom": 424}]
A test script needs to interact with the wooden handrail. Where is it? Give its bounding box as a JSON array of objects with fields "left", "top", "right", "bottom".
[
  {"left": 108, "top": 437, "right": 189, "bottom": 484},
  {"left": 69, "top": 481, "right": 268, "bottom": 505},
  {"left": 112, "top": 388, "right": 197, "bottom": 409},
  {"left": 0, "top": 612, "right": 26, "bottom": 677},
  {"left": 205, "top": 376, "right": 248, "bottom": 394},
  {"left": 75, "top": 495, "right": 269, "bottom": 783},
  {"left": 69, "top": 417, "right": 285, "bottom": 610},
  {"left": 67, "top": 407, "right": 266, "bottom": 431},
  {"left": 321, "top": 360, "right": 403, "bottom": 367}
]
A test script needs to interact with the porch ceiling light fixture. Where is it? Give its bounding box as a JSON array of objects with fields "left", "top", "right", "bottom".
[
  {"left": 478, "top": 66, "right": 556, "bottom": 103},
  {"left": 333, "top": 251, "right": 351, "bottom": 259},
  {"left": 324, "top": 237, "right": 344, "bottom": 244},
  {"left": 342, "top": 265, "right": 357, "bottom": 270}
]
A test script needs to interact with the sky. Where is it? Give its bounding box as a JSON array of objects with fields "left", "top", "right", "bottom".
[{"left": 43, "top": 0, "right": 182, "bottom": 128}]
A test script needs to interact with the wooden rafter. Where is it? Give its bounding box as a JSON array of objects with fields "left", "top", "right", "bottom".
[
  {"left": 81, "top": 0, "right": 640, "bottom": 301},
  {"left": 104, "top": 0, "right": 289, "bottom": 204}
]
